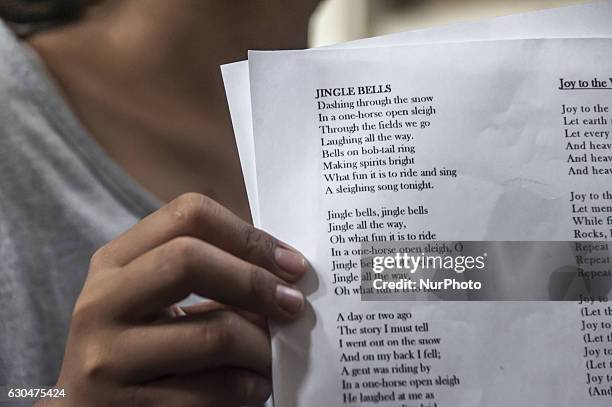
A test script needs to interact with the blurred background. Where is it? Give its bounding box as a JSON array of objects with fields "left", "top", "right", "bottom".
[{"left": 310, "top": 0, "right": 592, "bottom": 47}]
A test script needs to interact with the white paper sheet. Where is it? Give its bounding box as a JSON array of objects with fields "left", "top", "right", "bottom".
[
  {"left": 221, "top": 0, "right": 612, "bottom": 225},
  {"left": 249, "top": 38, "right": 612, "bottom": 406}
]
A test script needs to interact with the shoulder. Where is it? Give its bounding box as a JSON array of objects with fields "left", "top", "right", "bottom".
[
  {"left": 0, "top": 21, "right": 56, "bottom": 149},
  {"left": 0, "top": 20, "right": 44, "bottom": 138},
  {"left": 0, "top": 21, "right": 27, "bottom": 91}
]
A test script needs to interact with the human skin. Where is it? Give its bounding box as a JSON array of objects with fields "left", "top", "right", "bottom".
[
  {"left": 26, "top": 1, "right": 322, "bottom": 405},
  {"left": 36, "top": 193, "right": 310, "bottom": 406},
  {"left": 28, "top": 0, "right": 321, "bottom": 220}
]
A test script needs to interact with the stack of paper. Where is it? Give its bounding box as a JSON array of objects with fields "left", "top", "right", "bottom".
[{"left": 222, "top": 2, "right": 612, "bottom": 406}]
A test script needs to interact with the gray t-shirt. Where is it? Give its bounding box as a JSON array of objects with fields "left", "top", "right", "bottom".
[{"left": 0, "top": 21, "right": 160, "bottom": 388}]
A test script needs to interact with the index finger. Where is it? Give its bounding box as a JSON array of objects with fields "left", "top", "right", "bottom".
[
  {"left": 109, "top": 237, "right": 304, "bottom": 321},
  {"left": 94, "top": 193, "right": 309, "bottom": 282}
]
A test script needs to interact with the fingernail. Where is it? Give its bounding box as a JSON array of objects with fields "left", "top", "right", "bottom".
[
  {"left": 275, "top": 285, "right": 304, "bottom": 315},
  {"left": 274, "top": 246, "right": 309, "bottom": 275}
]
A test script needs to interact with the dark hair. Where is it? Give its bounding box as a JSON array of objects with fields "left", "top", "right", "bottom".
[{"left": 0, "top": 0, "right": 91, "bottom": 24}]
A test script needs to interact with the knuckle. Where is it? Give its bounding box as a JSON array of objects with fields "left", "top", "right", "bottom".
[
  {"left": 170, "top": 192, "right": 217, "bottom": 227},
  {"left": 70, "top": 305, "right": 90, "bottom": 332},
  {"left": 163, "top": 237, "right": 202, "bottom": 282},
  {"left": 249, "top": 265, "right": 273, "bottom": 301},
  {"left": 243, "top": 225, "right": 275, "bottom": 260},
  {"left": 208, "top": 312, "right": 241, "bottom": 353},
  {"left": 80, "top": 340, "right": 117, "bottom": 382},
  {"left": 89, "top": 245, "right": 110, "bottom": 270},
  {"left": 71, "top": 298, "right": 101, "bottom": 332},
  {"left": 167, "top": 236, "right": 200, "bottom": 261},
  {"left": 70, "top": 268, "right": 120, "bottom": 330}
]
